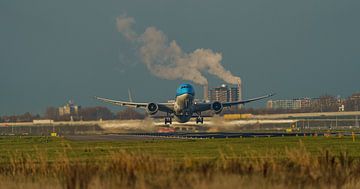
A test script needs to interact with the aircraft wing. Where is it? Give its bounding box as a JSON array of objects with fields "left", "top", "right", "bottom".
[
  {"left": 222, "top": 93, "right": 275, "bottom": 107},
  {"left": 95, "top": 96, "right": 175, "bottom": 113},
  {"left": 193, "top": 93, "right": 275, "bottom": 112}
]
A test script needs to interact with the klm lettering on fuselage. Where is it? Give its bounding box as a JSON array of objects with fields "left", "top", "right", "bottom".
[{"left": 96, "top": 84, "right": 274, "bottom": 124}]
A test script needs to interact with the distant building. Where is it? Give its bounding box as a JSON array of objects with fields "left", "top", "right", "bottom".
[
  {"left": 347, "top": 93, "right": 360, "bottom": 111},
  {"left": 209, "top": 84, "right": 229, "bottom": 102},
  {"left": 267, "top": 98, "right": 312, "bottom": 110},
  {"left": 58, "top": 101, "right": 81, "bottom": 116},
  {"left": 33, "top": 119, "right": 54, "bottom": 124},
  {"left": 350, "top": 93, "right": 360, "bottom": 101},
  {"left": 209, "top": 84, "right": 240, "bottom": 103},
  {"left": 229, "top": 87, "right": 239, "bottom": 102}
]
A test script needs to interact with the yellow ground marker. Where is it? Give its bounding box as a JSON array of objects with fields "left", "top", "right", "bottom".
[{"left": 352, "top": 132, "right": 356, "bottom": 142}]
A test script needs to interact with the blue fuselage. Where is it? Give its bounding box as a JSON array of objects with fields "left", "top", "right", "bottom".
[{"left": 174, "top": 84, "right": 195, "bottom": 123}]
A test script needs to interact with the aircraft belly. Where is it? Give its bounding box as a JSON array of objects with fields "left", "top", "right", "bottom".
[{"left": 174, "top": 115, "right": 192, "bottom": 123}]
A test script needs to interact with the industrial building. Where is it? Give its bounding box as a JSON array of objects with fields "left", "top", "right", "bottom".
[
  {"left": 350, "top": 93, "right": 360, "bottom": 101},
  {"left": 208, "top": 84, "right": 241, "bottom": 103},
  {"left": 203, "top": 80, "right": 242, "bottom": 103},
  {"left": 267, "top": 98, "right": 312, "bottom": 110},
  {"left": 209, "top": 84, "right": 229, "bottom": 102},
  {"left": 229, "top": 86, "right": 240, "bottom": 102}
]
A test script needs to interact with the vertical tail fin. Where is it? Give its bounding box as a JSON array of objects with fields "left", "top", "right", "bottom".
[{"left": 128, "top": 89, "right": 133, "bottom": 102}]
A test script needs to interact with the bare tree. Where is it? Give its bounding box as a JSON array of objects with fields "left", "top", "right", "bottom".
[
  {"left": 44, "top": 107, "right": 59, "bottom": 120},
  {"left": 80, "top": 107, "right": 114, "bottom": 121},
  {"left": 344, "top": 93, "right": 360, "bottom": 111},
  {"left": 116, "top": 108, "right": 145, "bottom": 120}
]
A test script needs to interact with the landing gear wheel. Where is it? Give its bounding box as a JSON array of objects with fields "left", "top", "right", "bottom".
[
  {"left": 196, "top": 117, "right": 204, "bottom": 124},
  {"left": 164, "top": 117, "right": 172, "bottom": 125}
]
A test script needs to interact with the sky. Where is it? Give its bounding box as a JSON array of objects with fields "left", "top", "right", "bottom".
[{"left": 1, "top": 0, "right": 360, "bottom": 115}]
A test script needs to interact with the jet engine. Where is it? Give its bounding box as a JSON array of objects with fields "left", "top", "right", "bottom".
[
  {"left": 146, "top": 103, "right": 159, "bottom": 115},
  {"left": 211, "top": 101, "right": 223, "bottom": 114}
]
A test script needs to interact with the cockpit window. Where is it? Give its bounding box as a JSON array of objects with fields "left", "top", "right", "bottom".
[{"left": 176, "top": 84, "right": 195, "bottom": 97}]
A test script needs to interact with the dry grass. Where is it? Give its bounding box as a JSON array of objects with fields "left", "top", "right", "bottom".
[{"left": 1, "top": 140, "right": 360, "bottom": 189}]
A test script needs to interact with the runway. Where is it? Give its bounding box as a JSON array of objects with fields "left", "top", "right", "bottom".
[
  {"left": 64, "top": 132, "right": 358, "bottom": 141},
  {"left": 65, "top": 134, "right": 179, "bottom": 141}
]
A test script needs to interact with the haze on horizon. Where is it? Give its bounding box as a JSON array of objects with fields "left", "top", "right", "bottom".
[{"left": 1, "top": 0, "right": 359, "bottom": 115}]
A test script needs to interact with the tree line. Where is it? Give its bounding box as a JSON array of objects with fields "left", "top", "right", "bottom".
[
  {"left": 0, "top": 107, "right": 145, "bottom": 123},
  {"left": 1, "top": 93, "right": 360, "bottom": 122},
  {"left": 224, "top": 93, "right": 360, "bottom": 115}
]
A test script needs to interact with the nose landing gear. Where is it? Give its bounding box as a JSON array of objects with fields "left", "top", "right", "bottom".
[
  {"left": 195, "top": 112, "right": 204, "bottom": 124},
  {"left": 196, "top": 116, "right": 204, "bottom": 124},
  {"left": 165, "top": 114, "right": 172, "bottom": 125}
]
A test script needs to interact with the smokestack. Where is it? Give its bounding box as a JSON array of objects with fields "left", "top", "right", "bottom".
[
  {"left": 237, "top": 80, "right": 242, "bottom": 109},
  {"left": 204, "top": 84, "right": 209, "bottom": 101}
]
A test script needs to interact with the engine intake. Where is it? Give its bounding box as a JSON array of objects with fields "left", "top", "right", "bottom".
[
  {"left": 211, "top": 101, "right": 223, "bottom": 114},
  {"left": 146, "top": 103, "right": 159, "bottom": 115}
]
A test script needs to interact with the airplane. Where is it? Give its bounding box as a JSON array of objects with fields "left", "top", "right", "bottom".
[{"left": 95, "top": 83, "right": 274, "bottom": 124}]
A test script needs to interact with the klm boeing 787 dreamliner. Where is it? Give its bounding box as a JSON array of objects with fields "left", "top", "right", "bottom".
[{"left": 96, "top": 84, "right": 274, "bottom": 124}]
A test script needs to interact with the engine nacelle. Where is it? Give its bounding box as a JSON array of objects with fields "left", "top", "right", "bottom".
[
  {"left": 146, "top": 103, "right": 159, "bottom": 115},
  {"left": 211, "top": 101, "right": 223, "bottom": 114}
]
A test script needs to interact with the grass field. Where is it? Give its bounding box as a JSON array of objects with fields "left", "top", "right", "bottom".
[
  {"left": 1, "top": 135, "right": 360, "bottom": 188},
  {"left": 0, "top": 135, "right": 359, "bottom": 160}
]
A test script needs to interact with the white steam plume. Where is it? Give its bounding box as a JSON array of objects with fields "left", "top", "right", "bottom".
[{"left": 116, "top": 15, "right": 241, "bottom": 85}]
